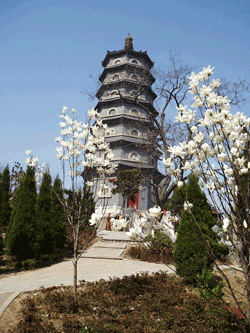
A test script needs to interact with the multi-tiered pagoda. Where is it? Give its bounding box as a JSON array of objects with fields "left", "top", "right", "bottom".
[{"left": 94, "top": 35, "right": 161, "bottom": 212}]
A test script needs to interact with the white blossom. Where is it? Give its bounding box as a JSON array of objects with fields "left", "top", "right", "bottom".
[
  {"left": 222, "top": 218, "right": 230, "bottom": 232},
  {"left": 183, "top": 201, "right": 193, "bottom": 212},
  {"left": 148, "top": 206, "right": 161, "bottom": 218}
]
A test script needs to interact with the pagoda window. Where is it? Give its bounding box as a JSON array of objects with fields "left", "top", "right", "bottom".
[
  {"left": 109, "top": 108, "right": 116, "bottom": 115},
  {"left": 131, "top": 59, "right": 139, "bottom": 65},
  {"left": 130, "top": 152, "right": 139, "bottom": 161},
  {"left": 131, "top": 130, "right": 139, "bottom": 137},
  {"left": 114, "top": 59, "right": 122, "bottom": 65},
  {"left": 112, "top": 74, "right": 120, "bottom": 81},
  {"left": 131, "top": 109, "right": 139, "bottom": 116}
]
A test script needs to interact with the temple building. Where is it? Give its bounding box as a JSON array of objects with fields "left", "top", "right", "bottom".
[{"left": 94, "top": 34, "right": 162, "bottom": 213}]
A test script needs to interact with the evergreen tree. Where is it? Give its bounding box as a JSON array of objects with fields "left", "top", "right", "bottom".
[
  {"left": 113, "top": 169, "right": 141, "bottom": 208},
  {"left": 35, "top": 171, "right": 53, "bottom": 256},
  {"left": 165, "top": 182, "right": 187, "bottom": 215},
  {"left": 174, "top": 175, "right": 228, "bottom": 285},
  {"left": 0, "top": 234, "right": 3, "bottom": 257},
  {"left": 0, "top": 166, "right": 11, "bottom": 229},
  {"left": 81, "top": 189, "right": 95, "bottom": 227},
  {"left": 50, "top": 176, "right": 66, "bottom": 251},
  {"left": 5, "top": 166, "right": 37, "bottom": 262},
  {"left": 0, "top": 172, "right": 2, "bottom": 228}
]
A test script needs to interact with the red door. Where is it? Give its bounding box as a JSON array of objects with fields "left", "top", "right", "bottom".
[{"left": 127, "top": 193, "right": 139, "bottom": 209}]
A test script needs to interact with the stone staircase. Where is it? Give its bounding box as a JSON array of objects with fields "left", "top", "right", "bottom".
[{"left": 81, "top": 231, "right": 137, "bottom": 260}]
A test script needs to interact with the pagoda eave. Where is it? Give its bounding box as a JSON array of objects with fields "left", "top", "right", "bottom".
[{"left": 102, "top": 49, "right": 154, "bottom": 68}]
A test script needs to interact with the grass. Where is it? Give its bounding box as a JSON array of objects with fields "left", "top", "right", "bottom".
[{"left": 7, "top": 272, "right": 247, "bottom": 333}]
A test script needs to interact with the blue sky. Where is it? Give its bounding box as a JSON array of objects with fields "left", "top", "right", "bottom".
[{"left": 0, "top": 0, "right": 249, "bottom": 178}]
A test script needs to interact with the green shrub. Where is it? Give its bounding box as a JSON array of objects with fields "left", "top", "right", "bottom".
[
  {"left": 21, "top": 258, "right": 37, "bottom": 270},
  {"left": 145, "top": 230, "right": 172, "bottom": 251},
  {"left": 174, "top": 175, "right": 224, "bottom": 286},
  {"left": 5, "top": 166, "right": 37, "bottom": 262},
  {"left": 196, "top": 268, "right": 224, "bottom": 299},
  {"left": 0, "top": 234, "right": 3, "bottom": 257}
]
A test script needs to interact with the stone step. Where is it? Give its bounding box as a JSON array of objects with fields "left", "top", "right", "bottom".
[
  {"left": 92, "top": 241, "right": 127, "bottom": 249},
  {"left": 81, "top": 246, "right": 125, "bottom": 260},
  {"left": 98, "top": 231, "right": 135, "bottom": 242}
]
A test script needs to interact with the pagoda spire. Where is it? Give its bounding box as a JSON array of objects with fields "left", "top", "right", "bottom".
[{"left": 124, "top": 33, "right": 133, "bottom": 51}]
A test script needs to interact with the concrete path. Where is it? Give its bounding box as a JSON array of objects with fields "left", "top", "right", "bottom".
[{"left": 0, "top": 231, "right": 175, "bottom": 318}]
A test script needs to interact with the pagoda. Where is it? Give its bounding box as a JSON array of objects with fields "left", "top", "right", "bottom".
[{"left": 94, "top": 34, "right": 161, "bottom": 212}]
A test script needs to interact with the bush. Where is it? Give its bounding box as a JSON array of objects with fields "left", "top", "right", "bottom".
[
  {"left": 0, "top": 234, "right": 3, "bottom": 257},
  {"left": 174, "top": 175, "right": 223, "bottom": 286},
  {"left": 7, "top": 273, "right": 247, "bottom": 333},
  {"left": 126, "top": 243, "right": 173, "bottom": 264},
  {"left": 145, "top": 230, "right": 172, "bottom": 251},
  {"left": 126, "top": 231, "right": 173, "bottom": 264},
  {"left": 5, "top": 167, "right": 37, "bottom": 262},
  {"left": 196, "top": 268, "right": 224, "bottom": 299},
  {"left": 20, "top": 259, "right": 37, "bottom": 270}
]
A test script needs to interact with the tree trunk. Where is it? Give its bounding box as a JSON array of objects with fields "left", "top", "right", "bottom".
[
  {"left": 243, "top": 262, "right": 250, "bottom": 325},
  {"left": 73, "top": 258, "right": 77, "bottom": 302}
]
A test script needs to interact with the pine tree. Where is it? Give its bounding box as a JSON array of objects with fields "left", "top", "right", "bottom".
[
  {"left": 0, "top": 166, "right": 11, "bottom": 229},
  {"left": 0, "top": 172, "right": 2, "bottom": 228},
  {"left": 0, "top": 234, "right": 3, "bottom": 257},
  {"left": 35, "top": 171, "right": 53, "bottom": 256},
  {"left": 113, "top": 169, "right": 141, "bottom": 208},
  {"left": 5, "top": 166, "right": 37, "bottom": 262},
  {"left": 50, "top": 176, "right": 66, "bottom": 251},
  {"left": 165, "top": 182, "right": 187, "bottom": 215},
  {"left": 81, "top": 189, "right": 95, "bottom": 227},
  {"left": 174, "top": 175, "right": 227, "bottom": 285}
]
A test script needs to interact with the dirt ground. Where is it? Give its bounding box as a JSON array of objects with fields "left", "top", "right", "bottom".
[
  {"left": 0, "top": 293, "right": 29, "bottom": 333},
  {"left": 0, "top": 268, "right": 247, "bottom": 333}
]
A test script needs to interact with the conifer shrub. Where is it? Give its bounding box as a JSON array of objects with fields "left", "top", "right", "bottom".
[
  {"left": 36, "top": 172, "right": 53, "bottom": 256},
  {"left": 0, "top": 166, "right": 11, "bottom": 229},
  {"left": 173, "top": 175, "right": 228, "bottom": 287},
  {"left": 5, "top": 167, "right": 37, "bottom": 262},
  {"left": 0, "top": 234, "right": 3, "bottom": 257},
  {"left": 50, "top": 176, "right": 66, "bottom": 252}
]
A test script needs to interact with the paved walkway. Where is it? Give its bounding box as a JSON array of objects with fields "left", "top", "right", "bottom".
[{"left": 0, "top": 231, "right": 175, "bottom": 318}]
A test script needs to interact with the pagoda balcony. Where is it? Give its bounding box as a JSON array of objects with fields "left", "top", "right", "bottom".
[{"left": 105, "top": 135, "right": 150, "bottom": 145}]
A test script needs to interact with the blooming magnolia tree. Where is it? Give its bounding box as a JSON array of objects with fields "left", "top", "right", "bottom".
[
  {"left": 127, "top": 205, "right": 177, "bottom": 242},
  {"left": 164, "top": 66, "right": 250, "bottom": 322},
  {"left": 55, "top": 106, "right": 116, "bottom": 300}
]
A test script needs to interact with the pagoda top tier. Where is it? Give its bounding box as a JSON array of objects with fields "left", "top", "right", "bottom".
[{"left": 102, "top": 34, "right": 154, "bottom": 68}]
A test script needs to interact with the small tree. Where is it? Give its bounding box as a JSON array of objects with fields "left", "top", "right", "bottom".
[
  {"left": 113, "top": 169, "right": 141, "bottom": 210},
  {"left": 5, "top": 166, "right": 37, "bottom": 262},
  {"left": 165, "top": 66, "right": 250, "bottom": 324},
  {"left": 56, "top": 106, "right": 116, "bottom": 301},
  {"left": 0, "top": 166, "right": 11, "bottom": 229}
]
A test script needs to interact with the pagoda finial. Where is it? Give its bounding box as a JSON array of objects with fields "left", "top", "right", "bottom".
[{"left": 125, "top": 33, "right": 133, "bottom": 51}]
